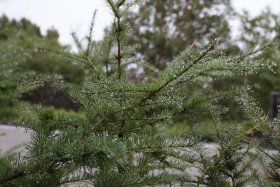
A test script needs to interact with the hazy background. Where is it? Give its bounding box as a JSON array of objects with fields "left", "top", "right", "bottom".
[{"left": 1, "top": 0, "right": 280, "bottom": 47}]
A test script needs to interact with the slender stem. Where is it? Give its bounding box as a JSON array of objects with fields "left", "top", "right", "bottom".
[
  {"left": 86, "top": 10, "right": 97, "bottom": 56},
  {"left": 2, "top": 171, "right": 27, "bottom": 183},
  {"left": 114, "top": 6, "right": 124, "bottom": 137},
  {"left": 106, "top": 64, "right": 109, "bottom": 76},
  {"left": 116, "top": 18, "right": 122, "bottom": 79},
  {"left": 231, "top": 175, "right": 237, "bottom": 187}
]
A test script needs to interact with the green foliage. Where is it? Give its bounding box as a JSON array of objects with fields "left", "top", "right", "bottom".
[
  {"left": 0, "top": 1, "right": 277, "bottom": 186},
  {"left": 0, "top": 15, "right": 85, "bottom": 115},
  {"left": 125, "top": 0, "right": 280, "bottom": 122},
  {"left": 197, "top": 132, "right": 257, "bottom": 187},
  {"left": 0, "top": 15, "right": 84, "bottom": 84},
  {"left": 235, "top": 89, "right": 280, "bottom": 186},
  {"left": 0, "top": 26, "right": 29, "bottom": 121}
]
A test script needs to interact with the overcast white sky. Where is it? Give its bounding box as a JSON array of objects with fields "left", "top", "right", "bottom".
[{"left": 0, "top": 0, "right": 280, "bottom": 48}]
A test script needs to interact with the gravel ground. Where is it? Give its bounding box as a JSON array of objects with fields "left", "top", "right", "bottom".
[{"left": 0, "top": 124, "right": 31, "bottom": 155}]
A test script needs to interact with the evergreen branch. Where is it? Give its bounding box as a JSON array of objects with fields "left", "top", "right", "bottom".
[
  {"left": 106, "top": 0, "right": 121, "bottom": 19},
  {"left": 93, "top": 128, "right": 146, "bottom": 134},
  {"left": 176, "top": 91, "right": 234, "bottom": 116},
  {"left": 170, "top": 46, "right": 272, "bottom": 88},
  {"left": 85, "top": 10, "right": 97, "bottom": 57},
  {"left": 2, "top": 149, "right": 122, "bottom": 184},
  {"left": 236, "top": 90, "right": 278, "bottom": 137},
  {"left": 139, "top": 39, "right": 219, "bottom": 104},
  {"left": 85, "top": 89, "right": 151, "bottom": 94},
  {"left": 117, "top": 0, "right": 126, "bottom": 8},
  {"left": 120, "top": 100, "right": 173, "bottom": 112},
  {"left": 226, "top": 43, "right": 272, "bottom": 63},
  {"left": 99, "top": 95, "right": 144, "bottom": 100},
  {"left": 122, "top": 157, "right": 157, "bottom": 176},
  {"left": 86, "top": 56, "right": 100, "bottom": 80},
  {"left": 114, "top": 118, "right": 167, "bottom": 122},
  {"left": 71, "top": 32, "right": 84, "bottom": 53},
  {"left": 129, "top": 144, "right": 193, "bottom": 152},
  {"left": 106, "top": 0, "right": 124, "bottom": 79}
]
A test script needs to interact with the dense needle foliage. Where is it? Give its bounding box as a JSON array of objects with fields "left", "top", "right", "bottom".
[{"left": 0, "top": 0, "right": 278, "bottom": 186}]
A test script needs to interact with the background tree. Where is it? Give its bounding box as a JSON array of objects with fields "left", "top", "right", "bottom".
[
  {"left": 0, "top": 16, "right": 84, "bottom": 112},
  {"left": 0, "top": 15, "right": 84, "bottom": 84},
  {"left": 0, "top": 23, "right": 28, "bottom": 122},
  {"left": 238, "top": 9, "right": 280, "bottom": 112},
  {"left": 126, "top": 0, "right": 236, "bottom": 70}
]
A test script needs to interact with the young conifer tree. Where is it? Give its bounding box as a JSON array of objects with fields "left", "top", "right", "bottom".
[{"left": 0, "top": 0, "right": 275, "bottom": 186}]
